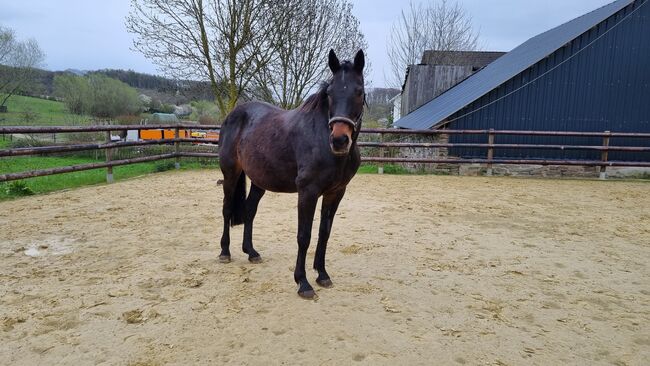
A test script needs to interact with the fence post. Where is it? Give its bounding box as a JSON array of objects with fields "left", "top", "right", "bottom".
[
  {"left": 378, "top": 132, "right": 384, "bottom": 174},
  {"left": 105, "top": 130, "right": 114, "bottom": 183},
  {"left": 600, "top": 130, "right": 610, "bottom": 180},
  {"left": 486, "top": 128, "right": 495, "bottom": 176},
  {"left": 174, "top": 127, "right": 180, "bottom": 169}
]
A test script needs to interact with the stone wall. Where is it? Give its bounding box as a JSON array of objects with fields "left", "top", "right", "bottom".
[{"left": 390, "top": 134, "right": 458, "bottom": 175}]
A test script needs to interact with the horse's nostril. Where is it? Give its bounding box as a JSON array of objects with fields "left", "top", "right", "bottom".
[{"left": 332, "top": 135, "right": 349, "bottom": 149}]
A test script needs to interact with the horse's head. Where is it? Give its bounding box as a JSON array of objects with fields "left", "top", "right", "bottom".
[{"left": 327, "top": 49, "right": 365, "bottom": 156}]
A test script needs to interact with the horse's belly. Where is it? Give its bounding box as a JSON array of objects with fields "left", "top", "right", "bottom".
[
  {"left": 239, "top": 151, "right": 298, "bottom": 193},
  {"left": 246, "top": 169, "right": 297, "bottom": 193}
]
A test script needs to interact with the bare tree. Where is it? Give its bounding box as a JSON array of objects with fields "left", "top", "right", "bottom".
[
  {"left": 0, "top": 26, "right": 45, "bottom": 111},
  {"left": 127, "top": 0, "right": 280, "bottom": 116},
  {"left": 253, "top": 0, "right": 369, "bottom": 109},
  {"left": 386, "top": 0, "right": 480, "bottom": 88}
]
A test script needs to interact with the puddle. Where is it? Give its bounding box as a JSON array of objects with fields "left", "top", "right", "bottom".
[{"left": 23, "top": 238, "right": 74, "bottom": 257}]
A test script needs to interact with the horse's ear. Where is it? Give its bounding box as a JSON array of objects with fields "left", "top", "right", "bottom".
[
  {"left": 353, "top": 49, "right": 365, "bottom": 73},
  {"left": 328, "top": 49, "right": 341, "bottom": 73}
]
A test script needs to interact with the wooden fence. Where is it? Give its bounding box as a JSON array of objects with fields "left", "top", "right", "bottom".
[{"left": 1, "top": 124, "right": 650, "bottom": 183}]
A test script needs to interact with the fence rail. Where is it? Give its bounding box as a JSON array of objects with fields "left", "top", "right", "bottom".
[{"left": 1, "top": 124, "right": 649, "bottom": 183}]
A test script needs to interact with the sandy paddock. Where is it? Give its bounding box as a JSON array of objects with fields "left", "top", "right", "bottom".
[{"left": 1, "top": 171, "right": 649, "bottom": 365}]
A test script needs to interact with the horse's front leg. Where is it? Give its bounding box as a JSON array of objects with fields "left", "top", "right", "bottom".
[
  {"left": 295, "top": 187, "right": 319, "bottom": 299},
  {"left": 313, "top": 189, "right": 346, "bottom": 288}
]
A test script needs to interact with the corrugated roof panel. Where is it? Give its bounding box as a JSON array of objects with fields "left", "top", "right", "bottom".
[{"left": 394, "top": 0, "right": 635, "bottom": 130}]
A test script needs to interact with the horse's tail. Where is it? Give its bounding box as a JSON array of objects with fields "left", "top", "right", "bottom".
[{"left": 230, "top": 171, "right": 246, "bottom": 227}]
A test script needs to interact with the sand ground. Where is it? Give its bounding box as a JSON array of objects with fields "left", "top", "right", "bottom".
[{"left": 1, "top": 171, "right": 649, "bottom": 365}]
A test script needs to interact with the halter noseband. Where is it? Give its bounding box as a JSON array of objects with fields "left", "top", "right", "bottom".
[{"left": 328, "top": 116, "right": 359, "bottom": 132}]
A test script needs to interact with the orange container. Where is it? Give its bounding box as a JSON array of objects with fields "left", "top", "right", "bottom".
[
  {"left": 161, "top": 129, "right": 188, "bottom": 138},
  {"left": 140, "top": 129, "right": 163, "bottom": 140}
]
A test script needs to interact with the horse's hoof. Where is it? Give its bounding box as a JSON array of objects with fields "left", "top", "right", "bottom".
[
  {"left": 248, "top": 255, "right": 263, "bottom": 264},
  {"left": 298, "top": 289, "right": 316, "bottom": 299},
  {"left": 316, "top": 278, "right": 333, "bottom": 288},
  {"left": 218, "top": 255, "right": 231, "bottom": 263}
]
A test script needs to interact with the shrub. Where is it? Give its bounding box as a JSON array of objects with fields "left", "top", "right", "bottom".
[
  {"left": 155, "top": 161, "right": 176, "bottom": 172},
  {"left": 159, "top": 104, "right": 175, "bottom": 114},
  {"left": 198, "top": 115, "right": 218, "bottom": 125},
  {"left": 4, "top": 181, "right": 34, "bottom": 196}
]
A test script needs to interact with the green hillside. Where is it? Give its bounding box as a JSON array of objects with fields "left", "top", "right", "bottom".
[{"left": 0, "top": 95, "right": 90, "bottom": 125}]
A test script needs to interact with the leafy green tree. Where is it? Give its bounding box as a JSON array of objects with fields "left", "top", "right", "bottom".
[
  {"left": 53, "top": 74, "right": 142, "bottom": 118},
  {"left": 53, "top": 74, "right": 89, "bottom": 114},
  {"left": 86, "top": 74, "right": 142, "bottom": 118}
]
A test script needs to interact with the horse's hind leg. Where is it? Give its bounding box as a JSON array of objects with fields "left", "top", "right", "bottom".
[
  {"left": 219, "top": 167, "right": 245, "bottom": 263},
  {"left": 242, "top": 183, "right": 265, "bottom": 262}
]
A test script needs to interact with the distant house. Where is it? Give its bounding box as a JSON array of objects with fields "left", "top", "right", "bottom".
[
  {"left": 389, "top": 93, "right": 402, "bottom": 122},
  {"left": 394, "top": 0, "right": 650, "bottom": 162}
]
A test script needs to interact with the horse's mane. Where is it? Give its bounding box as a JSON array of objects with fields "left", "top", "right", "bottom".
[{"left": 298, "top": 82, "right": 329, "bottom": 113}]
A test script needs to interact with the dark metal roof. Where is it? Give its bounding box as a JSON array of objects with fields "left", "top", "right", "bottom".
[{"left": 394, "top": 0, "right": 635, "bottom": 129}]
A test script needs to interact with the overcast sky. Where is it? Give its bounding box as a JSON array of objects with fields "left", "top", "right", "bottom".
[{"left": 2, "top": 0, "right": 613, "bottom": 87}]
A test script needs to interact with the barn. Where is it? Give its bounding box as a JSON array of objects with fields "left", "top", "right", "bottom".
[
  {"left": 398, "top": 50, "right": 505, "bottom": 118},
  {"left": 394, "top": 0, "right": 650, "bottom": 162}
]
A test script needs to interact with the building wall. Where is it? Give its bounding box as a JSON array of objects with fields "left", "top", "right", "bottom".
[
  {"left": 392, "top": 95, "right": 401, "bottom": 121},
  {"left": 446, "top": 0, "right": 650, "bottom": 161},
  {"left": 401, "top": 65, "right": 472, "bottom": 117},
  {"left": 421, "top": 50, "right": 506, "bottom": 67}
]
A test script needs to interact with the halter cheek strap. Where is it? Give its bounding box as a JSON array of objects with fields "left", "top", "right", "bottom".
[{"left": 328, "top": 116, "right": 358, "bottom": 132}]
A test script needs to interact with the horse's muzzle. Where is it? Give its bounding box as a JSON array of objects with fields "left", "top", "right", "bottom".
[
  {"left": 330, "top": 134, "right": 350, "bottom": 155},
  {"left": 329, "top": 119, "right": 353, "bottom": 156}
]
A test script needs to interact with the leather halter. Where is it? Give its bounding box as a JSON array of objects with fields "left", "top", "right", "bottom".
[{"left": 328, "top": 116, "right": 359, "bottom": 132}]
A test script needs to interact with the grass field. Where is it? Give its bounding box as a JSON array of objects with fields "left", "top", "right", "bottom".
[
  {"left": 0, "top": 95, "right": 90, "bottom": 125},
  {"left": 358, "top": 163, "right": 409, "bottom": 174},
  {"left": 0, "top": 155, "right": 218, "bottom": 200}
]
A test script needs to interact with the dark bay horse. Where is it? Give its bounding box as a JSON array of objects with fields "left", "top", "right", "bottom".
[{"left": 218, "top": 49, "right": 365, "bottom": 299}]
